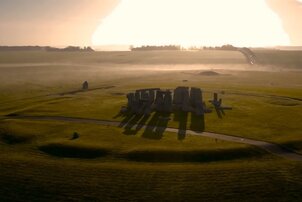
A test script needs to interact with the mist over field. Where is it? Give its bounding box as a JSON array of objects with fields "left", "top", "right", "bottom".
[{"left": 1, "top": 0, "right": 302, "bottom": 201}]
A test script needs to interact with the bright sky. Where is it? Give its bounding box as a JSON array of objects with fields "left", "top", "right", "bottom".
[
  {"left": 0, "top": 0, "right": 119, "bottom": 46},
  {"left": 1, "top": 0, "right": 302, "bottom": 47},
  {"left": 92, "top": 0, "right": 290, "bottom": 47}
]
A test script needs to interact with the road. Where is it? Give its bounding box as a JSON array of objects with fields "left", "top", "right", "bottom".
[{"left": 3, "top": 115, "right": 302, "bottom": 161}]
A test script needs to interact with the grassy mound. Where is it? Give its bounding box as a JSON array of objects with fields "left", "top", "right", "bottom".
[
  {"left": 124, "top": 147, "right": 266, "bottom": 163},
  {"left": 39, "top": 143, "right": 110, "bottom": 159},
  {"left": 199, "top": 70, "right": 220, "bottom": 76}
]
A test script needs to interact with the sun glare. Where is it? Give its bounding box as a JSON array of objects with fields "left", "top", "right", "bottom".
[{"left": 92, "top": 0, "right": 290, "bottom": 47}]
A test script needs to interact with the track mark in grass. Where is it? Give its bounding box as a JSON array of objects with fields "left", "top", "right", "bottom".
[
  {"left": 58, "top": 86, "right": 116, "bottom": 96},
  {"left": 266, "top": 98, "right": 300, "bottom": 106},
  {"left": 199, "top": 70, "right": 221, "bottom": 76},
  {"left": 111, "top": 92, "right": 125, "bottom": 96}
]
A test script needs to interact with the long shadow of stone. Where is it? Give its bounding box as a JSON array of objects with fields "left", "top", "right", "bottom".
[
  {"left": 115, "top": 109, "right": 151, "bottom": 135},
  {"left": 174, "top": 111, "right": 188, "bottom": 140},
  {"left": 113, "top": 112, "right": 123, "bottom": 119},
  {"left": 142, "top": 112, "right": 170, "bottom": 140},
  {"left": 123, "top": 114, "right": 144, "bottom": 135},
  {"left": 155, "top": 112, "right": 171, "bottom": 137},
  {"left": 135, "top": 115, "right": 151, "bottom": 131},
  {"left": 190, "top": 113, "right": 205, "bottom": 132},
  {"left": 118, "top": 112, "right": 136, "bottom": 128}
]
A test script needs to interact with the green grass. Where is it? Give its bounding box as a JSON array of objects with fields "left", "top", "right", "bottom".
[
  {"left": 0, "top": 119, "right": 265, "bottom": 163},
  {"left": 0, "top": 127, "right": 34, "bottom": 144},
  {"left": 0, "top": 50, "right": 246, "bottom": 64},
  {"left": 0, "top": 50, "right": 302, "bottom": 201},
  {"left": 2, "top": 49, "right": 302, "bottom": 67},
  {"left": 0, "top": 120, "right": 301, "bottom": 201},
  {"left": 254, "top": 49, "right": 302, "bottom": 68},
  {"left": 0, "top": 119, "right": 249, "bottom": 152},
  {"left": 3, "top": 68, "right": 301, "bottom": 152},
  {"left": 0, "top": 142, "right": 301, "bottom": 201}
]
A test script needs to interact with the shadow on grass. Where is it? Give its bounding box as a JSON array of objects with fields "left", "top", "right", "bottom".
[
  {"left": 39, "top": 143, "right": 110, "bottom": 159},
  {"left": 280, "top": 140, "right": 302, "bottom": 154},
  {"left": 118, "top": 110, "right": 206, "bottom": 140},
  {"left": 118, "top": 112, "right": 136, "bottom": 128},
  {"left": 174, "top": 111, "right": 188, "bottom": 140},
  {"left": 123, "top": 114, "right": 145, "bottom": 135},
  {"left": 0, "top": 129, "right": 34, "bottom": 144},
  {"left": 124, "top": 147, "right": 266, "bottom": 163},
  {"left": 135, "top": 114, "right": 151, "bottom": 131},
  {"left": 117, "top": 111, "right": 171, "bottom": 139},
  {"left": 142, "top": 112, "right": 171, "bottom": 140},
  {"left": 190, "top": 113, "right": 205, "bottom": 132}
]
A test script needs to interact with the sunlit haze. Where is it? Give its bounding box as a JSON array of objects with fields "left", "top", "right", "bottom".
[
  {"left": 92, "top": 0, "right": 290, "bottom": 47},
  {"left": 1, "top": 0, "right": 302, "bottom": 47}
]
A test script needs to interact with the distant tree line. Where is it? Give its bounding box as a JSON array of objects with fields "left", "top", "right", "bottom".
[
  {"left": 0, "top": 46, "right": 94, "bottom": 52},
  {"left": 129, "top": 44, "right": 238, "bottom": 51},
  {"left": 0, "top": 46, "right": 43, "bottom": 51},
  {"left": 45, "top": 46, "right": 94, "bottom": 52},
  {"left": 203, "top": 44, "right": 238, "bottom": 51},
  {"left": 187, "top": 46, "right": 203, "bottom": 51},
  {"left": 131, "top": 45, "right": 181, "bottom": 51}
]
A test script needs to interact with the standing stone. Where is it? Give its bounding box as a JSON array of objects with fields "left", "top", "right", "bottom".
[
  {"left": 173, "top": 87, "right": 185, "bottom": 105},
  {"left": 182, "top": 88, "right": 191, "bottom": 112},
  {"left": 155, "top": 90, "right": 165, "bottom": 111},
  {"left": 210, "top": 93, "right": 223, "bottom": 108},
  {"left": 190, "top": 87, "right": 202, "bottom": 107},
  {"left": 141, "top": 90, "right": 149, "bottom": 101},
  {"left": 190, "top": 87, "right": 204, "bottom": 115},
  {"left": 163, "top": 90, "right": 172, "bottom": 112},
  {"left": 173, "top": 86, "right": 190, "bottom": 110},
  {"left": 195, "top": 102, "right": 204, "bottom": 116},
  {"left": 127, "top": 92, "right": 140, "bottom": 114},
  {"left": 214, "top": 93, "right": 218, "bottom": 103},
  {"left": 135, "top": 91, "right": 141, "bottom": 101},
  {"left": 149, "top": 90, "right": 155, "bottom": 103},
  {"left": 82, "top": 81, "right": 89, "bottom": 90},
  {"left": 127, "top": 93, "right": 134, "bottom": 107}
]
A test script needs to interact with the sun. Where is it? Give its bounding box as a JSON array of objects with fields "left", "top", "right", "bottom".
[{"left": 92, "top": 0, "right": 290, "bottom": 47}]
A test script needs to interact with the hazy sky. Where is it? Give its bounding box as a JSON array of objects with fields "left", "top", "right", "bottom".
[
  {"left": 266, "top": 0, "right": 302, "bottom": 46},
  {"left": 0, "top": 0, "right": 119, "bottom": 46},
  {"left": 0, "top": 0, "right": 301, "bottom": 47}
]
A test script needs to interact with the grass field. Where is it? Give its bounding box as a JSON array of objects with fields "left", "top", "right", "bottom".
[
  {"left": 254, "top": 49, "right": 302, "bottom": 68},
  {"left": 0, "top": 50, "right": 302, "bottom": 201},
  {"left": 1, "top": 120, "right": 302, "bottom": 201},
  {"left": 0, "top": 50, "right": 246, "bottom": 64}
]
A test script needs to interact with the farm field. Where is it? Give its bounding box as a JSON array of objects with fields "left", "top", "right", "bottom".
[{"left": 0, "top": 50, "right": 302, "bottom": 201}]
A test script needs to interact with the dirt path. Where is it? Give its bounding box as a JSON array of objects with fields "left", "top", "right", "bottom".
[{"left": 3, "top": 115, "right": 302, "bottom": 161}]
